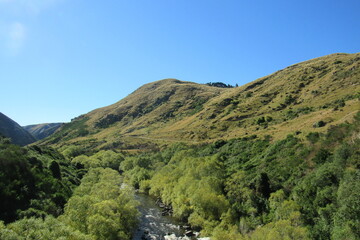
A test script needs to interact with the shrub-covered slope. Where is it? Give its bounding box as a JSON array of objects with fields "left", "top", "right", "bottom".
[
  {"left": 120, "top": 112, "right": 360, "bottom": 239},
  {"left": 0, "top": 136, "right": 80, "bottom": 223},
  {"left": 0, "top": 137, "right": 138, "bottom": 239}
]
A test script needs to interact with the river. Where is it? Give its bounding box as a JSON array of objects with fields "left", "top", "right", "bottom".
[{"left": 132, "top": 193, "right": 210, "bottom": 240}]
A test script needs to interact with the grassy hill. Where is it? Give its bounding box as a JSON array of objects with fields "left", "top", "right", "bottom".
[
  {"left": 40, "top": 53, "right": 360, "bottom": 151},
  {"left": 0, "top": 113, "right": 36, "bottom": 146},
  {"left": 23, "top": 123, "right": 63, "bottom": 140}
]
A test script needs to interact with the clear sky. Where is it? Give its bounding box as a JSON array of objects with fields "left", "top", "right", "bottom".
[{"left": 1, "top": 0, "right": 359, "bottom": 126}]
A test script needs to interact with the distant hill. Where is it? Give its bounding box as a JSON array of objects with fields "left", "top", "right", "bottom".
[
  {"left": 40, "top": 53, "right": 360, "bottom": 151},
  {"left": 23, "top": 123, "right": 63, "bottom": 140},
  {"left": 0, "top": 113, "right": 36, "bottom": 146}
]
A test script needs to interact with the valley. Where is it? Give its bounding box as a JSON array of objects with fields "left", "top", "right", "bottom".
[{"left": 0, "top": 53, "right": 359, "bottom": 240}]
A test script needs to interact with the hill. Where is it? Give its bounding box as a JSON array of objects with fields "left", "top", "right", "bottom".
[
  {"left": 23, "top": 123, "right": 63, "bottom": 140},
  {"left": 40, "top": 79, "right": 227, "bottom": 150},
  {"left": 40, "top": 53, "right": 360, "bottom": 151},
  {"left": 0, "top": 113, "right": 36, "bottom": 146}
]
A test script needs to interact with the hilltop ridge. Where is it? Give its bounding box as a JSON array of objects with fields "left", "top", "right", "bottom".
[
  {"left": 0, "top": 112, "right": 36, "bottom": 146},
  {"left": 39, "top": 53, "right": 360, "bottom": 151},
  {"left": 23, "top": 123, "right": 63, "bottom": 140}
]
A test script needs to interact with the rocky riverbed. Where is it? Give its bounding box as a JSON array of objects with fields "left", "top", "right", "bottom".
[{"left": 132, "top": 193, "right": 210, "bottom": 240}]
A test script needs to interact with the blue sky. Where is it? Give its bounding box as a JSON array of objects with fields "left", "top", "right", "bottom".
[{"left": 1, "top": 0, "right": 359, "bottom": 125}]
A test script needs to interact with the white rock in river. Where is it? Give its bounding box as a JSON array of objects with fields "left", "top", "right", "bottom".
[
  {"left": 164, "top": 234, "right": 178, "bottom": 240},
  {"left": 164, "top": 234, "right": 194, "bottom": 240}
]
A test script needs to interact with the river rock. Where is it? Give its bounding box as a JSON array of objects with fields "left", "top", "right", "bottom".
[
  {"left": 185, "top": 230, "right": 194, "bottom": 237},
  {"left": 182, "top": 225, "right": 191, "bottom": 230},
  {"left": 164, "top": 234, "right": 178, "bottom": 240}
]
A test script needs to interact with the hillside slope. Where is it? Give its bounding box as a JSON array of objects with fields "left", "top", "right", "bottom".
[
  {"left": 41, "top": 53, "right": 360, "bottom": 151},
  {"left": 175, "top": 52, "right": 360, "bottom": 140},
  {"left": 24, "top": 123, "right": 63, "bottom": 140},
  {"left": 0, "top": 113, "right": 36, "bottom": 146},
  {"left": 40, "top": 79, "right": 227, "bottom": 150}
]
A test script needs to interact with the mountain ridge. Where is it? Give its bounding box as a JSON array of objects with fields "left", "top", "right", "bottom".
[
  {"left": 0, "top": 112, "right": 36, "bottom": 146},
  {"left": 23, "top": 123, "right": 63, "bottom": 140},
  {"left": 39, "top": 53, "right": 360, "bottom": 151}
]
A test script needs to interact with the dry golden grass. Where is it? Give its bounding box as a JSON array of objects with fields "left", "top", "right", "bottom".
[{"left": 41, "top": 53, "right": 360, "bottom": 150}]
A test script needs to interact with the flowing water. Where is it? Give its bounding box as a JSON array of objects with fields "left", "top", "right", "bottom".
[{"left": 132, "top": 193, "right": 209, "bottom": 240}]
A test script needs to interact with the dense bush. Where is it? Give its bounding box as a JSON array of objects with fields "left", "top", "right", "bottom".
[
  {"left": 61, "top": 168, "right": 138, "bottom": 239},
  {"left": 72, "top": 150, "right": 124, "bottom": 169},
  {"left": 206, "top": 82, "right": 234, "bottom": 88},
  {"left": 0, "top": 141, "right": 79, "bottom": 223},
  {"left": 0, "top": 216, "right": 90, "bottom": 240},
  {"left": 0, "top": 167, "right": 139, "bottom": 240},
  {"left": 120, "top": 112, "right": 360, "bottom": 239}
]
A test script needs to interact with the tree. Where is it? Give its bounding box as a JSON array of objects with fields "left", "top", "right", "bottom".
[
  {"left": 61, "top": 168, "right": 138, "bottom": 239},
  {"left": 332, "top": 169, "right": 360, "bottom": 239},
  {"left": 49, "top": 161, "right": 61, "bottom": 180}
]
